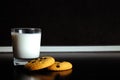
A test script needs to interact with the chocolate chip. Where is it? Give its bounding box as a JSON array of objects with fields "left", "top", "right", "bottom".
[
  {"left": 31, "top": 60, "right": 36, "bottom": 63},
  {"left": 39, "top": 59, "right": 42, "bottom": 61},
  {"left": 43, "top": 57, "right": 47, "bottom": 59},
  {"left": 40, "top": 57, "right": 43, "bottom": 59},
  {"left": 56, "top": 65, "right": 60, "bottom": 68}
]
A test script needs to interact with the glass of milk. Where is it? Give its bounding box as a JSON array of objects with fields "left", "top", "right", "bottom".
[{"left": 11, "top": 28, "right": 42, "bottom": 66}]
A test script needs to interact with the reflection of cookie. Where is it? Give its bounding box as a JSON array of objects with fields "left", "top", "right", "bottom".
[
  {"left": 33, "top": 74, "right": 55, "bottom": 80},
  {"left": 48, "top": 61, "right": 72, "bottom": 71},
  {"left": 32, "top": 69, "right": 72, "bottom": 80},
  {"left": 24, "top": 56, "right": 55, "bottom": 71},
  {"left": 58, "top": 69, "right": 72, "bottom": 76},
  {"left": 52, "top": 69, "right": 72, "bottom": 77}
]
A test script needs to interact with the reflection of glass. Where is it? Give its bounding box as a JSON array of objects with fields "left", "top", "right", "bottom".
[{"left": 14, "top": 67, "right": 72, "bottom": 80}]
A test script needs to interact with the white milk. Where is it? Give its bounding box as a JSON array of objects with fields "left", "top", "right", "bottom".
[{"left": 11, "top": 32, "right": 41, "bottom": 59}]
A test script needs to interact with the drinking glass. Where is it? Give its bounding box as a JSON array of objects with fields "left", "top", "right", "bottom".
[{"left": 11, "top": 28, "right": 42, "bottom": 66}]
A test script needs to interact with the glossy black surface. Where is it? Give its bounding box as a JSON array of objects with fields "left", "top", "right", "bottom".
[{"left": 1, "top": 52, "right": 120, "bottom": 80}]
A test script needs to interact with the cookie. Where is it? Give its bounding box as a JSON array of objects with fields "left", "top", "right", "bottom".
[
  {"left": 24, "top": 56, "right": 55, "bottom": 71},
  {"left": 47, "top": 61, "right": 72, "bottom": 71}
]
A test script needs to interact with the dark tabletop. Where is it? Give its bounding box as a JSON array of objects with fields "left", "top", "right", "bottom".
[{"left": 1, "top": 52, "right": 120, "bottom": 80}]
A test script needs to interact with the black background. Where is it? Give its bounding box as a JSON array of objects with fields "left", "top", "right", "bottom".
[{"left": 0, "top": 0, "right": 120, "bottom": 46}]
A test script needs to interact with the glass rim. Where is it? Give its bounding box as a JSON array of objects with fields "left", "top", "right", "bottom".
[
  {"left": 11, "top": 28, "right": 42, "bottom": 33},
  {"left": 11, "top": 28, "right": 41, "bottom": 30}
]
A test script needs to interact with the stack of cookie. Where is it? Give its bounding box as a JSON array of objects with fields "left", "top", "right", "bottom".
[{"left": 24, "top": 56, "right": 73, "bottom": 71}]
